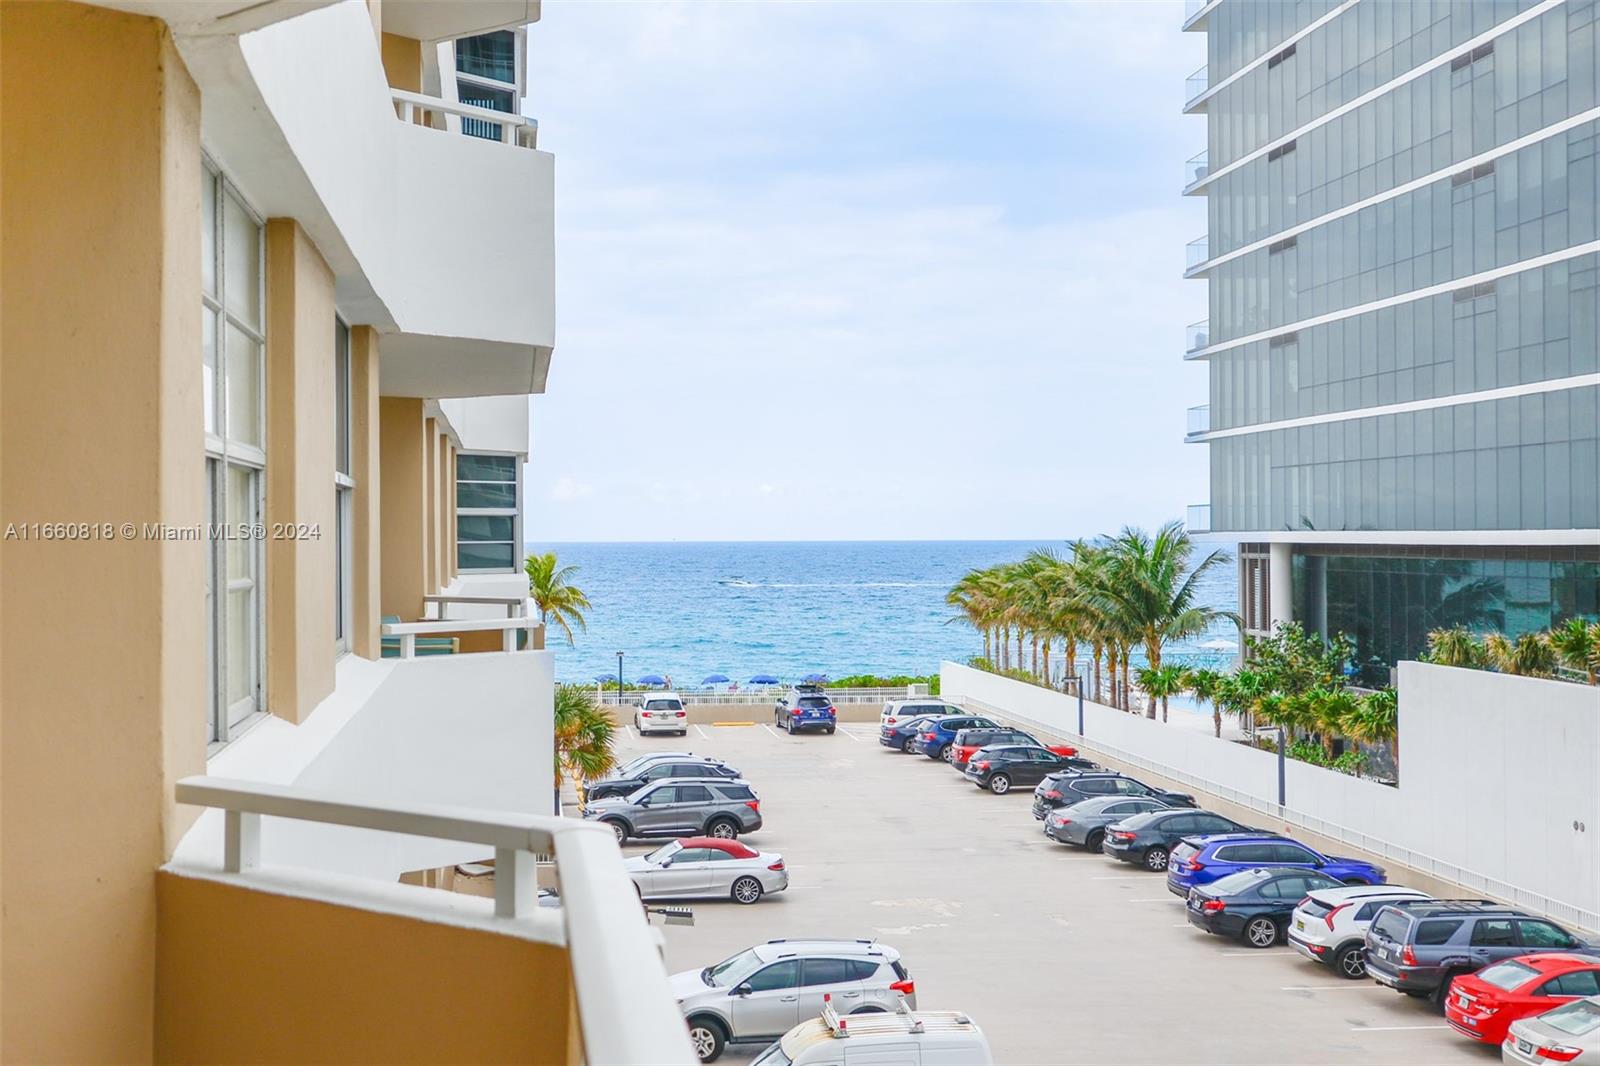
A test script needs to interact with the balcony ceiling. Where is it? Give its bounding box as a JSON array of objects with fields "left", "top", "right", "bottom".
[
  {"left": 92, "top": 0, "right": 340, "bottom": 35},
  {"left": 381, "top": 0, "right": 539, "bottom": 41}
]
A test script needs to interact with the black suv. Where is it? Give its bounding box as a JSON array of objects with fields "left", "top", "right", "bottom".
[
  {"left": 584, "top": 758, "right": 741, "bottom": 802},
  {"left": 1100, "top": 807, "right": 1251, "bottom": 871},
  {"left": 1031, "top": 770, "right": 1196, "bottom": 818},
  {"left": 1363, "top": 900, "right": 1599, "bottom": 1009}
]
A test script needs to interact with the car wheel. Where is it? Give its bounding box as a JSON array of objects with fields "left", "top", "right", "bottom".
[
  {"left": 826, "top": 727, "right": 835, "bottom": 735},
  {"left": 849, "top": 1006, "right": 887, "bottom": 1015},
  {"left": 1085, "top": 829, "right": 1105, "bottom": 853},
  {"left": 902, "top": 736, "right": 917, "bottom": 753},
  {"left": 1334, "top": 943, "right": 1366, "bottom": 979},
  {"left": 604, "top": 819, "right": 628, "bottom": 844},
  {"left": 1432, "top": 973, "right": 1460, "bottom": 1013},
  {"left": 786, "top": 717, "right": 796, "bottom": 735},
  {"left": 707, "top": 818, "right": 739, "bottom": 839},
  {"left": 988, "top": 773, "right": 1012, "bottom": 795},
  {"left": 731, "top": 876, "right": 763, "bottom": 904},
  {"left": 1143, "top": 846, "right": 1170, "bottom": 872},
  {"left": 939, "top": 744, "right": 953, "bottom": 763},
  {"left": 1243, "top": 916, "right": 1279, "bottom": 948},
  {"left": 686, "top": 1016, "right": 727, "bottom": 1062}
]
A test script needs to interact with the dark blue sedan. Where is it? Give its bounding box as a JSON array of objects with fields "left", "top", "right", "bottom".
[
  {"left": 878, "top": 715, "right": 935, "bottom": 752},
  {"left": 1165, "top": 832, "right": 1386, "bottom": 896},
  {"left": 914, "top": 714, "right": 998, "bottom": 761}
]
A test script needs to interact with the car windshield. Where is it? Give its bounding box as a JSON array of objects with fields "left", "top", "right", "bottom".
[
  {"left": 1370, "top": 909, "right": 1412, "bottom": 942},
  {"left": 1477, "top": 960, "right": 1541, "bottom": 991},
  {"left": 704, "top": 948, "right": 765, "bottom": 988},
  {"left": 643, "top": 841, "right": 683, "bottom": 865},
  {"left": 1209, "top": 869, "right": 1273, "bottom": 894},
  {"left": 1543, "top": 999, "right": 1600, "bottom": 1037}
]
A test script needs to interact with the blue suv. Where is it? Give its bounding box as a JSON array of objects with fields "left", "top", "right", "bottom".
[
  {"left": 774, "top": 686, "right": 838, "bottom": 734},
  {"left": 914, "top": 714, "right": 998, "bottom": 761},
  {"left": 1165, "top": 832, "right": 1386, "bottom": 896}
]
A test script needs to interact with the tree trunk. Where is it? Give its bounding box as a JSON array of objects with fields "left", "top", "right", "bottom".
[
  {"left": 1017, "top": 630, "right": 1025, "bottom": 672},
  {"left": 1122, "top": 655, "right": 1133, "bottom": 714},
  {"left": 1000, "top": 625, "right": 1009, "bottom": 670},
  {"left": 983, "top": 628, "right": 991, "bottom": 664},
  {"left": 1030, "top": 635, "right": 1038, "bottom": 678},
  {"left": 1162, "top": 695, "right": 1169, "bottom": 723},
  {"left": 1091, "top": 647, "right": 1102, "bottom": 704},
  {"left": 1212, "top": 705, "right": 1222, "bottom": 738},
  {"left": 1041, "top": 638, "right": 1051, "bottom": 686}
]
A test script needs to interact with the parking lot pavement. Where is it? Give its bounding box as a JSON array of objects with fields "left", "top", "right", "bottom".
[{"left": 612, "top": 723, "right": 1488, "bottom": 1065}]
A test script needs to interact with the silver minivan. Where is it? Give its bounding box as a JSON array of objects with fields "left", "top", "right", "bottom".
[{"left": 582, "top": 777, "right": 762, "bottom": 843}]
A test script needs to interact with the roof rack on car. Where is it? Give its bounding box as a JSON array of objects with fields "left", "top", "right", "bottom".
[{"left": 765, "top": 937, "right": 875, "bottom": 946}]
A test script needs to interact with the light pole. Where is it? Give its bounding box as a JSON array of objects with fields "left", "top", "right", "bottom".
[
  {"left": 1075, "top": 672, "right": 1086, "bottom": 738},
  {"left": 616, "top": 651, "right": 625, "bottom": 706},
  {"left": 1257, "top": 726, "right": 1287, "bottom": 808}
]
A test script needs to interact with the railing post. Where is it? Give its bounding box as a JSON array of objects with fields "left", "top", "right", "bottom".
[
  {"left": 400, "top": 632, "right": 416, "bottom": 659},
  {"left": 224, "top": 809, "right": 261, "bottom": 873},
  {"left": 494, "top": 846, "right": 536, "bottom": 917},
  {"left": 503, "top": 625, "right": 518, "bottom": 653}
]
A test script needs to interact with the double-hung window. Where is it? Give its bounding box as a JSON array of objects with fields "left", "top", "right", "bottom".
[
  {"left": 334, "top": 319, "right": 354, "bottom": 653},
  {"left": 456, "top": 453, "right": 520, "bottom": 572},
  {"left": 202, "top": 161, "right": 266, "bottom": 745}
]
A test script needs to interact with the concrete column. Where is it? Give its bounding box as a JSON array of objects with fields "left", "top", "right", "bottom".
[
  {"left": 434, "top": 429, "right": 450, "bottom": 590},
  {"left": 422, "top": 419, "right": 437, "bottom": 594},
  {"left": 1, "top": 4, "right": 204, "bottom": 1059},
  {"left": 380, "top": 398, "right": 427, "bottom": 621},
  {"left": 1269, "top": 542, "right": 1294, "bottom": 633},
  {"left": 350, "top": 327, "right": 382, "bottom": 658},
  {"left": 444, "top": 440, "right": 458, "bottom": 582},
  {"left": 265, "top": 219, "right": 337, "bottom": 724}
]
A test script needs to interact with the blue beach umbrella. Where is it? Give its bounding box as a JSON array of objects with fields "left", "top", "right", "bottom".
[
  {"left": 593, "top": 673, "right": 619, "bottom": 683},
  {"left": 801, "top": 672, "right": 828, "bottom": 683},
  {"left": 748, "top": 674, "right": 780, "bottom": 685},
  {"left": 636, "top": 673, "right": 668, "bottom": 686},
  {"left": 702, "top": 674, "right": 731, "bottom": 685}
]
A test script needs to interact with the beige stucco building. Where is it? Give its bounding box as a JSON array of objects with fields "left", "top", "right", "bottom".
[{"left": 0, "top": 1, "right": 690, "bottom": 1061}]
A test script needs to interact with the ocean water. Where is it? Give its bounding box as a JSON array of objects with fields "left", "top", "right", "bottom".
[{"left": 533, "top": 541, "right": 1240, "bottom": 686}]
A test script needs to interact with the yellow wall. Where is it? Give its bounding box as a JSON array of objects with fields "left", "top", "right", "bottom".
[
  {"left": 350, "top": 327, "right": 383, "bottom": 658},
  {"left": 0, "top": 3, "right": 205, "bottom": 1059},
  {"left": 265, "top": 219, "right": 337, "bottom": 724},
  {"left": 379, "top": 397, "right": 427, "bottom": 621},
  {"left": 380, "top": 31, "right": 423, "bottom": 93},
  {"left": 156, "top": 872, "right": 578, "bottom": 1064}
]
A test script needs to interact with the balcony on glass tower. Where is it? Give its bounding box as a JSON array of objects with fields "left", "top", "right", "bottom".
[
  {"left": 1185, "top": 318, "right": 1209, "bottom": 355},
  {"left": 1184, "top": 149, "right": 1209, "bottom": 193},
  {"left": 1182, "top": 0, "right": 1218, "bottom": 31},
  {"left": 1185, "top": 235, "right": 1209, "bottom": 275},
  {"left": 1186, "top": 504, "right": 1212, "bottom": 533},
  {"left": 1183, "top": 64, "right": 1209, "bottom": 113},
  {"left": 1186, "top": 404, "right": 1210, "bottom": 440}
]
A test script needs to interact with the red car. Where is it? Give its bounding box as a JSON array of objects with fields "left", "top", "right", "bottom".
[
  {"left": 950, "top": 727, "right": 1077, "bottom": 770},
  {"left": 1445, "top": 953, "right": 1600, "bottom": 1045}
]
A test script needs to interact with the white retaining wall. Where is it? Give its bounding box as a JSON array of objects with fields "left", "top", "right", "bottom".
[{"left": 941, "top": 660, "right": 1600, "bottom": 932}]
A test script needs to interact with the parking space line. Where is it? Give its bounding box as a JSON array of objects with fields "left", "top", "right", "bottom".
[
  {"left": 694, "top": 724, "right": 709, "bottom": 739},
  {"left": 761, "top": 723, "right": 781, "bottom": 739},
  {"left": 1128, "top": 898, "right": 1180, "bottom": 903},
  {"left": 838, "top": 728, "right": 862, "bottom": 742},
  {"left": 1348, "top": 1025, "right": 1449, "bottom": 1032},
  {"left": 1091, "top": 875, "right": 1153, "bottom": 881},
  {"left": 624, "top": 725, "right": 635, "bottom": 739},
  {"left": 1280, "top": 985, "right": 1373, "bottom": 992},
  {"left": 1219, "top": 950, "right": 1290, "bottom": 956}
]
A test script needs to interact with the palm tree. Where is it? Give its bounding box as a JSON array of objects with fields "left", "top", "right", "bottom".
[
  {"left": 1345, "top": 687, "right": 1399, "bottom": 776},
  {"left": 524, "top": 551, "right": 592, "bottom": 647},
  {"left": 1484, "top": 631, "right": 1557, "bottom": 677},
  {"left": 1424, "top": 626, "right": 1484, "bottom": 669},
  {"left": 1306, "top": 687, "right": 1360, "bottom": 760},
  {"left": 554, "top": 683, "right": 617, "bottom": 815},
  {"left": 1548, "top": 617, "right": 1600, "bottom": 684},
  {"left": 1188, "top": 668, "right": 1227, "bottom": 737},
  {"left": 1136, "top": 663, "right": 1189, "bottom": 723}
]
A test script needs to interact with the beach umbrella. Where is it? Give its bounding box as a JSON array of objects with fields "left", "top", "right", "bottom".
[
  {"left": 636, "top": 673, "right": 668, "bottom": 686},
  {"left": 1198, "top": 639, "right": 1237, "bottom": 652},
  {"left": 702, "top": 674, "right": 731, "bottom": 685},
  {"left": 748, "top": 674, "right": 779, "bottom": 685},
  {"left": 593, "top": 673, "right": 619, "bottom": 682},
  {"left": 801, "top": 672, "right": 828, "bottom": 683}
]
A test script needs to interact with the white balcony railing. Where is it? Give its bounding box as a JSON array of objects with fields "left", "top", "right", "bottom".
[
  {"left": 1185, "top": 65, "right": 1209, "bottom": 108},
  {"left": 1187, "top": 503, "right": 1212, "bottom": 532},
  {"left": 1185, "top": 149, "right": 1210, "bottom": 188},
  {"left": 382, "top": 616, "right": 542, "bottom": 657},
  {"left": 174, "top": 776, "right": 695, "bottom": 1064},
  {"left": 1186, "top": 318, "right": 1210, "bottom": 352},
  {"left": 423, "top": 594, "right": 528, "bottom": 620},
  {"left": 1187, "top": 404, "right": 1211, "bottom": 437},
  {"left": 1186, "top": 235, "right": 1209, "bottom": 271},
  {"left": 391, "top": 88, "right": 539, "bottom": 148}
]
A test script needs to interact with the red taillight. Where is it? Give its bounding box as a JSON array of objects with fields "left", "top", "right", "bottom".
[
  {"left": 745, "top": 800, "right": 760, "bottom": 811},
  {"left": 1536, "top": 1045, "right": 1584, "bottom": 1062},
  {"left": 1043, "top": 790, "right": 1062, "bottom": 799},
  {"left": 1202, "top": 900, "right": 1226, "bottom": 913},
  {"left": 1186, "top": 857, "right": 1205, "bottom": 872},
  {"left": 675, "top": 711, "right": 686, "bottom": 717},
  {"left": 922, "top": 732, "right": 936, "bottom": 741},
  {"left": 889, "top": 980, "right": 915, "bottom": 997},
  {"left": 1324, "top": 902, "right": 1351, "bottom": 931},
  {"left": 976, "top": 760, "right": 990, "bottom": 770},
  {"left": 826, "top": 706, "right": 836, "bottom": 716},
  {"left": 1401, "top": 945, "right": 1418, "bottom": 966},
  {"left": 767, "top": 861, "right": 785, "bottom": 871},
  {"left": 886, "top": 717, "right": 897, "bottom": 725},
  {"left": 1110, "top": 831, "right": 1136, "bottom": 841}
]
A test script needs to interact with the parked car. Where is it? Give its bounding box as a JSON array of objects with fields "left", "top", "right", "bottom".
[
  {"left": 1185, "top": 867, "right": 1347, "bottom": 947},
  {"left": 1101, "top": 808, "right": 1250, "bottom": 872},
  {"left": 775, "top": 685, "right": 838, "bottom": 735},
  {"left": 635, "top": 692, "right": 689, "bottom": 735},
  {"left": 611, "top": 751, "right": 698, "bottom": 776},
  {"left": 585, "top": 757, "right": 741, "bottom": 802},
  {"left": 583, "top": 778, "right": 762, "bottom": 843},
  {"left": 751, "top": 1000, "right": 991, "bottom": 1066},
  {"left": 949, "top": 727, "right": 1076, "bottom": 770},
  {"left": 880, "top": 699, "right": 965, "bottom": 728},
  {"left": 878, "top": 714, "right": 936, "bottom": 753},
  {"left": 671, "top": 938, "right": 916, "bottom": 1062},
  {"left": 1446, "top": 954, "right": 1600, "bottom": 1046},
  {"left": 624, "top": 837, "right": 788, "bottom": 905},
  {"left": 1166, "top": 833, "right": 1386, "bottom": 897},
  {"left": 1504, "top": 994, "right": 1600, "bottom": 1065},
  {"left": 1042, "top": 795, "right": 1172, "bottom": 851},
  {"left": 964, "top": 745, "right": 1100, "bottom": 794},
  {"left": 1031, "top": 771, "right": 1193, "bottom": 818},
  {"left": 915, "top": 714, "right": 999, "bottom": 761},
  {"left": 1363, "top": 900, "right": 1598, "bottom": 1010},
  {"left": 1287, "top": 884, "right": 1434, "bottom": 978}
]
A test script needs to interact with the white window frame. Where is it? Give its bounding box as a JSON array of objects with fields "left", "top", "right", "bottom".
[
  {"left": 455, "top": 450, "right": 522, "bottom": 574},
  {"left": 203, "top": 157, "right": 267, "bottom": 751},
  {"left": 334, "top": 317, "right": 354, "bottom": 655}
]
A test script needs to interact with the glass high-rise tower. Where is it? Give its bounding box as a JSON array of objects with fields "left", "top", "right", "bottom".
[{"left": 1181, "top": 0, "right": 1600, "bottom": 684}]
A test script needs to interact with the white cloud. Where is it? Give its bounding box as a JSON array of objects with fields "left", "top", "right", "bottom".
[{"left": 547, "top": 476, "right": 594, "bottom": 503}]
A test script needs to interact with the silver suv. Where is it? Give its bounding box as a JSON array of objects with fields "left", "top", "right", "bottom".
[
  {"left": 670, "top": 938, "right": 916, "bottom": 1062},
  {"left": 581, "top": 778, "right": 761, "bottom": 843}
]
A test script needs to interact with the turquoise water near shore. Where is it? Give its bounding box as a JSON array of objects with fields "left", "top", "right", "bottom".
[{"left": 534, "top": 541, "right": 1239, "bottom": 686}]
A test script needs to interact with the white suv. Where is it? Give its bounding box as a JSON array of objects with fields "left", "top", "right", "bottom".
[
  {"left": 670, "top": 939, "right": 916, "bottom": 1062},
  {"left": 635, "top": 692, "right": 688, "bottom": 735},
  {"left": 1288, "top": 884, "right": 1432, "bottom": 978},
  {"left": 880, "top": 699, "right": 963, "bottom": 729},
  {"left": 751, "top": 999, "right": 991, "bottom": 1066}
]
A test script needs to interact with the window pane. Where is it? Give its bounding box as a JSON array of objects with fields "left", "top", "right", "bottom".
[
  {"left": 457, "top": 454, "right": 517, "bottom": 481},
  {"left": 457, "top": 481, "right": 517, "bottom": 508},
  {"left": 335, "top": 320, "right": 351, "bottom": 476},
  {"left": 225, "top": 322, "right": 261, "bottom": 448},
  {"left": 226, "top": 587, "right": 252, "bottom": 707},
  {"left": 458, "top": 514, "right": 515, "bottom": 542},
  {"left": 223, "top": 192, "right": 260, "bottom": 328},
  {"left": 203, "top": 306, "right": 218, "bottom": 436},
  {"left": 456, "top": 31, "right": 516, "bottom": 83},
  {"left": 201, "top": 171, "right": 217, "bottom": 298},
  {"left": 226, "top": 464, "right": 254, "bottom": 581},
  {"left": 458, "top": 541, "right": 515, "bottom": 570}
]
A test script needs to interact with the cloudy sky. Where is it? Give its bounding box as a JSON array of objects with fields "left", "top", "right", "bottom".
[{"left": 524, "top": 1, "right": 1208, "bottom": 542}]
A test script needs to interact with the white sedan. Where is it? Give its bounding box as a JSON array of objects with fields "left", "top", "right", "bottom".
[{"left": 624, "top": 837, "right": 788, "bottom": 905}]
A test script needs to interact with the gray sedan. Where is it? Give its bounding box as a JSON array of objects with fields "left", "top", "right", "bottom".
[
  {"left": 1504, "top": 994, "right": 1600, "bottom": 1064},
  {"left": 624, "top": 838, "right": 788, "bottom": 905},
  {"left": 1043, "top": 795, "right": 1172, "bottom": 851}
]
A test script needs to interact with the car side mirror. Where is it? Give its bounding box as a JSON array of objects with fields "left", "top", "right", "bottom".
[{"left": 732, "top": 983, "right": 753, "bottom": 998}]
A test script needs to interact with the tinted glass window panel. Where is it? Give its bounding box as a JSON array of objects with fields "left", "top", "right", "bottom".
[
  {"left": 457, "top": 481, "right": 519, "bottom": 509},
  {"left": 800, "top": 959, "right": 853, "bottom": 987},
  {"left": 1415, "top": 919, "right": 1463, "bottom": 945},
  {"left": 746, "top": 961, "right": 800, "bottom": 992},
  {"left": 676, "top": 785, "right": 713, "bottom": 803},
  {"left": 457, "top": 541, "right": 515, "bottom": 570},
  {"left": 1471, "top": 919, "right": 1517, "bottom": 946},
  {"left": 458, "top": 454, "right": 518, "bottom": 482}
]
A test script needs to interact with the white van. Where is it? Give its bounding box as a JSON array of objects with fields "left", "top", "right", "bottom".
[{"left": 749, "top": 999, "right": 991, "bottom": 1066}]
